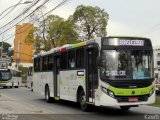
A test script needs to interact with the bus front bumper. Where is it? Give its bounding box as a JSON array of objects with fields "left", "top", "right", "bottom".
[
  {"left": 99, "top": 92, "right": 155, "bottom": 107},
  {"left": 0, "top": 83, "right": 7, "bottom": 87}
]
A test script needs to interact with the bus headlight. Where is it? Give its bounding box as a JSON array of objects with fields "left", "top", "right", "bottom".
[
  {"left": 149, "top": 88, "right": 154, "bottom": 96},
  {"left": 101, "top": 86, "right": 114, "bottom": 98}
]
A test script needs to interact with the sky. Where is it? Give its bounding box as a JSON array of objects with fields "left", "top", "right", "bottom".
[{"left": 0, "top": 0, "right": 160, "bottom": 47}]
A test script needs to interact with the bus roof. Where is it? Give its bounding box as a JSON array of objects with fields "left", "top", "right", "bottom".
[
  {"left": 34, "top": 36, "right": 151, "bottom": 58},
  {"left": 34, "top": 39, "right": 96, "bottom": 58}
]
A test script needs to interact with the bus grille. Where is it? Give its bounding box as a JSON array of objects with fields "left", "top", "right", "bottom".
[
  {"left": 111, "top": 82, "right": 151, "bottom": 88},
  {"left": 115, "top": 95, "right": 149, "bottom": 103}
]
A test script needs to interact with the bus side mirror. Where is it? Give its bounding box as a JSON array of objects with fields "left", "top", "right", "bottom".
[{"left": 96, "top": 56, "right": 101, "bottom": 67}]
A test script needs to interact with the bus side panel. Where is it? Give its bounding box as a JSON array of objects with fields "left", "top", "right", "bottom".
[
  {"left": 33, "top": 72, "right": 54, "bottom": 97},
  {"left": 59, "top": 69, "right": 86, "bottom": 102}
]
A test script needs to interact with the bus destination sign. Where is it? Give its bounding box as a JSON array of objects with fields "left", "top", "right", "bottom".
[
  {"left": 103, "top": 38, "right": 145, "bottom": 46},
  {"left": 119, "top": 40, "right": 144, "bottom": 46}
]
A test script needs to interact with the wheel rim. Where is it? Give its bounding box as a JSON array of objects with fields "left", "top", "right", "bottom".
[{"left": 80, "top": 94, "right": 87, "bottom": 109}]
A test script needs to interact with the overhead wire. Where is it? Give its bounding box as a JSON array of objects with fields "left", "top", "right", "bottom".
[
  {"left": 4, "top": 0, "right": 71, "bottom": 42},
  {"left": 0, "top": 0, "right": 40, "bottom": 31},
  {"left": 137, "top": 23, "right": 160, "bottom": 36},
  {"left": 0, "top": 0, "right": 50, "bottom": 35},
  {"left": 0, "top": 0, "right": 23, "bottom": 20}
]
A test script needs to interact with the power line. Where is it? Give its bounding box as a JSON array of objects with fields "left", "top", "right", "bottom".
[
  {"left": 0, "top": 0, "right": 22, "bottom": 20},
  {"left": 0, "top": 0, "right": 50, "bottom": 35},
  {"left": 137, "top": 23, "right": 160, "bottom": 36},
  {"left": 13, "top": 52, "right": 32, "bottom": 57},
  {"left": 3, "top": 0, "right": 71, "bottom": 42},
  {"left": 0, "top": 0, "right": 23, "bottom": 20},
  {"left": 0, "top": 0, "right": 40, "bottom": 31}
]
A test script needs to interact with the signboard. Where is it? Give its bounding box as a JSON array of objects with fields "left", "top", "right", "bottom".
[
  {"left": 119, "top": 40, "right": 144, "bottom": 46},
  {"left": 103, "top": 38, "right": 145, "bottom": 46}
]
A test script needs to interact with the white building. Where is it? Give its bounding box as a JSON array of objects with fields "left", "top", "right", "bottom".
[{"left": 153, "top": 46, "right": 160, "bottom": 78}]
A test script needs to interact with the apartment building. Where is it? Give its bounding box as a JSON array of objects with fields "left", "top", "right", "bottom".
[{"left": 13, "top": 23, "right": 33, "bottom": 67}]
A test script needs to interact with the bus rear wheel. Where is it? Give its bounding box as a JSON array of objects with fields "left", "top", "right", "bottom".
[
  {"left": 79, "top": 91, "right": 90, "bottom": 112},
  {"left": 45, "top": 86, "right": 52, "bottom": 103}
]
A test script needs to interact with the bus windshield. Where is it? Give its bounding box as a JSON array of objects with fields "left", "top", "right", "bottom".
[
  {"left": 101, "top": 50, "right": 153, "bottom": 80},
  {"left": 0, "top": 71, "right": 12, "bottom": 80}
]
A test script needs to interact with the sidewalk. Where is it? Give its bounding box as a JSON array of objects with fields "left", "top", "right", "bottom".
[{"left": 0, "top": 94, "right": 49, "bottom": 114}]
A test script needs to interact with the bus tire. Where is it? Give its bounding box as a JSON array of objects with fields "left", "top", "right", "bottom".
[
  {"left": 3, "top": 86, "right": 7, "bottom": 89},
  {"left": 120, "top": 106, "right": 130, "bottom": 111},
  {"left": 45, "top": 86, "right": 52, "bottom": 103},
  {"left": 79, "top": 90, "right": 90, "bottom": 112}
]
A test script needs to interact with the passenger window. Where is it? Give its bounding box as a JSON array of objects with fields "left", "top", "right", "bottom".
[
  {"left": 43, "top": 56, "right": 48, "bottom": 71},
  {"left": 68, "top": 50, "right": 76, "bottom": 69},
  {"left": 76, "top": 48, "right": 84, "bottom": 68},
  {"left": 61, "top": 52, "right": 67, "bottom": 69},
  {"left": 48, "top": 55, "right": 53, "bottom": 70}
]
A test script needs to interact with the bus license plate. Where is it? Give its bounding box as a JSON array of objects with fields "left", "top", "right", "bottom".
[{"left": 128, "top": 98, "right": 138, "bottom": 102}]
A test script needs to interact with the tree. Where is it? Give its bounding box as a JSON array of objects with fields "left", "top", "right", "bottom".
[
  {"left": 47, "top": 15, "right": 78, "bottom": 46},
  {"left": 25, "top": 15, "right": 79, "bottom": 53},
  {"left": 0, "top": 42, "right": 11, "bottom": 52},
  {"left": 72, "top": 5, "right": 109, "bottom": 40},
  {"left": 25, "top": 27, "right": 42, "bottom": 54}
]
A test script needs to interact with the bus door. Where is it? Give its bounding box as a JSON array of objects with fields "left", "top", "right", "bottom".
[
  {"left": 54, "top": 55, "right": 60, "bottom": 99},
  {"left": 86, "top": 47, "right": 98, "bottom": 103}
]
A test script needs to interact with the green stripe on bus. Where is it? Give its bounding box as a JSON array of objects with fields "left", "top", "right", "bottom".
[
  {"left": 108, "top": 85, "right": 154, "bottom": 96},
  {"left": 0, "top": 80, "right": 10, "bottom": 83}
]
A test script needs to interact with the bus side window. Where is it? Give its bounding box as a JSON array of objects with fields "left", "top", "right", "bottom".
[
  {"left": 61, "top": 52, "right": 67, "bottom": 69},
  {"left": 48, "top": 55, "right": 53, "bottom": 70},
  {"left": 34, "top": 59, "right": 37, "bottom": 72},
  {"left": 37, "top": 58, "right": 41, "bottom": 72},
  {"left": 68, "top": 50, "right": 76, "bottom": 69},
  {"left": 76, "top": 48, "right": 84, "bottom": 68},
  {"left": 42, "top": 56, "right": 48, "bottom": 71}
]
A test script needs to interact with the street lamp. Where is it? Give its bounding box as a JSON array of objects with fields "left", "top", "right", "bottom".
[{"left": 0, "top": 1, "right": 33, "bottom": 18}]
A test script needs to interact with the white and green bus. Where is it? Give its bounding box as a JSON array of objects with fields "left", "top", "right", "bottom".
[
  {"left": 0, "top": 67, "right": 21, "bottom": 88},
  {"left": 33, "top": 36, "right": 155, "bottom": 111}
]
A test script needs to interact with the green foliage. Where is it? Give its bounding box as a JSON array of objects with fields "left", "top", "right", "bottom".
[
  {"left": 26, "top": 5, "right": 109, "bottom": 54},
  {"left": 8, "top": 49, "right": 13, "bottom": 57},
  {"left": 26, "top": 15, "right": 79, "bottom": 52},
  {"left": 0, "top": 42, "right": 11, "bottom": 52},
  {"left": 18, "top": 65, "right": 28, "bottom": 75},
  {"left": 46, "top": 15, "right": 78, "bottom": 47},
  {"left": 72, "top": 5, "right": 109, "bottom": 40}
]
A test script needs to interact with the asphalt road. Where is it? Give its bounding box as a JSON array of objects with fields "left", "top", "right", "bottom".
[{"left": 0, "top": 87, "right": 160, "bottom": 120}]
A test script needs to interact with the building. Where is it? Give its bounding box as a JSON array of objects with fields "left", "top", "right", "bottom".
[
  {"left": 153, "top": 46, "right": 160, "bottom": 78},
  {"left": 13, "top": 23, "right": 33, "bottom": 67}
]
